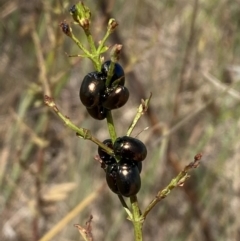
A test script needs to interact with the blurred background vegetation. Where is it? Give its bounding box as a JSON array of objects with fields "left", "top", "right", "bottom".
[{"left": 1, "top": 0, "right": 240, "bottom": 240}]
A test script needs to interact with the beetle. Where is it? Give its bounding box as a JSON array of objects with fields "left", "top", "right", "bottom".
[
  {"left": 106, "top": 163, "right": 119, "bottom": 194},
  {"left": 113, "top": 136, "right": 147, "bottom": 162},
  {"left": 86, "top": 105, "right": 107, "bottom": 120},
  {"left": 102, "top": 86, "right": 129, "bottom": 110},
  {"left": 98, "top": 139, "right": 116, "bottom": 165},
  {"left": 79, "top": 72, "right": 105, "bottom": 108},
  {"left": 116, "top": 160, "right": 141, "bottom": 197}
]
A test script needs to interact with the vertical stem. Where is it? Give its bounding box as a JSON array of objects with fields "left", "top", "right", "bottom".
[
  {"left": 130, "top": 195, "right": 143, "bottom": 241},
  {"left": 84, "top": 29, "right": 97, "bottom": 53},
  {"left": 106, "top": 111, "right": 117, "bottom": 142}
]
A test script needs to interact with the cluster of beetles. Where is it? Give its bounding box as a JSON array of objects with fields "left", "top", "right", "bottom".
[
  {"left": 80, "top": 60, "right": 129, "bottom": 120},
  {"left": 79, "top": 61, "right": 147, "bottom": 197}
]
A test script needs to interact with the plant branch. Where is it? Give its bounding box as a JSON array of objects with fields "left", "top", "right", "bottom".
[
  {"left": 74, "top": 215, "right": 94, "bottom": 241},
  {"left": 97, "top": 18, "right": 118, "bottom": 56},
  {"left": 44, "top": 95, "right": 114, "bottom": 155},
  {"left": 106, "top": 111, "right": 117, "bottom": 143},
  {"left": 105, "top": 44, "right": 122, "bottom": 87},
  {"left": 142, "top": 153, "right": 202, "bottom": 220},
  {"left": 84, "top": 28, "right": 97, "bottom": 54},
  {"left": 127, "top": 93, "right": 152, "bottom": 136},
  {"left": 130, "top": 195, "right": 143, "bottom": 241}
]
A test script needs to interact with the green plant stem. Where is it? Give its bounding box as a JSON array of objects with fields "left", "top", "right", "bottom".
[
  {"left": 84, "top": 28, "right": 97, "bottom": 54},
  {"left": 105, "top": 44, "right": 122, "bottom": 87},
  {"left": 44, "top": 95, "right": 114, "bottom": 155},
  {"left": 83, "top": 28, "right": 102, "bottom": 71},
  {"left": 71, "top": 34, "right": 91, "bottom": 55},
  {"left": 130, "top": 195, "right": 143, "bottom": 241},
  {"left": 106, "top": 111, "right": 117, "bottom": 142},
  {"left": 142, "top": 153, "right": 202, "bottom": 220},
  {"left": 105, "top": 59, "right": 116, "bottom": 87},
  {"left": 97, "top": 18, "right": 117, "bottom": 56},
  {"left": 71, "top": 34, "right": 99, "bottom": 69},
  {"left": 97, "top": 30, "right": 111, "bottom": 54},
  {"left": 127, "top": 93, "right": 152, "bottom": 136}
]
